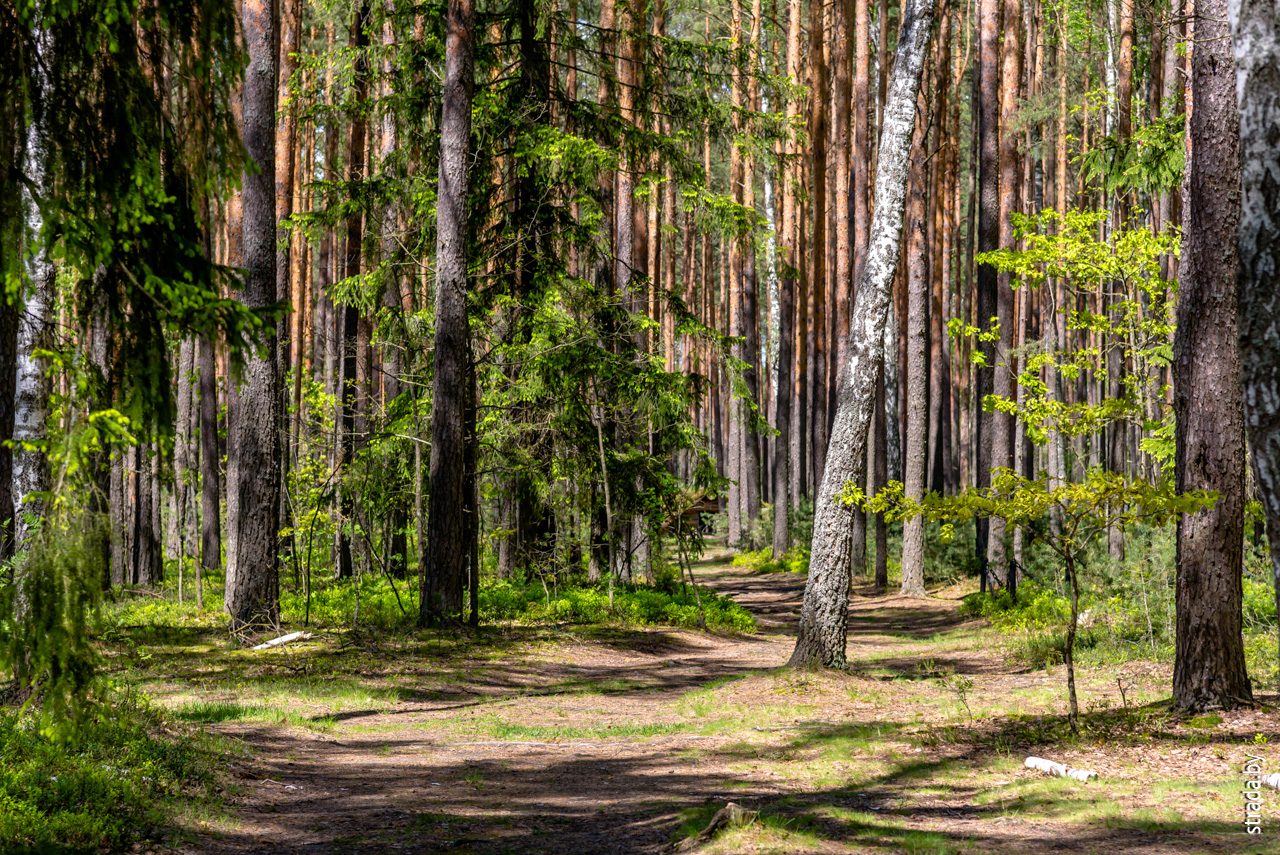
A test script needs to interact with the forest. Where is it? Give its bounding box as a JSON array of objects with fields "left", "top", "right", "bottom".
[{"left": 3, "top": 0, "right": 1280, "bottom": 851}]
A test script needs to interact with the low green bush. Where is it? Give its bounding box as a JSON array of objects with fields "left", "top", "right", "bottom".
[
  {"left": 0, "top": 693, "right": 217, "bottom": 853},
  {"left": 731, "top": 547, "right": 808, "bottom": 574},
  {"left": 479, "top": 577, "right": 756, "bottom": 632}
]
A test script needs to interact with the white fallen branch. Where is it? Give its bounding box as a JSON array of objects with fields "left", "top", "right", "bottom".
[
  {"left": 251, "top": 631, "right": 314, "bottom": 651},
  {"left": 1263, "top": 773, "right": 1280, "bottom": 791},
  {"left": 1024, "top": 756, "right": 1097, "bottom": 782}
]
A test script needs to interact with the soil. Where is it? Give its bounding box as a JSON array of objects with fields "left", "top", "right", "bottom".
[{"left": 170, "top": 554, "right": 1280, "bottom": 855}]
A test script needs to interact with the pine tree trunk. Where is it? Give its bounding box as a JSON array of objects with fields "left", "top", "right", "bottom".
[
  {"left": 225, "top": 0, "right": 282, "bottom": 633},
  {"left": 334, "top": 3, "right": 370, "bottom": 581},
  {"left": 974, "top": 0, "right": 1000, "bottom": 589},
  {"left": 420, "top": 0, "right": 475, "bottom": 624},
  {"left": 1171, "top": 0, "right": 1253, "bottom": 711},
  {"left": 790, "top": 0, "right": 935, "bottom": 668},
  {"left": 808, "top": 0, "right": 830, "bottom": 498},
  {"left": 774, "top": 0, "right": 803, "bottom": 558},
  {"left": 901, "top": 93, "right": 929, "bottom": 598},
  {"left": 199, "top": 335, "right": 221, "bottom": 584},
  {"left": 1234, "top": 0, "right": 1280, "bottom": 695},
  {"left": 988, "top": 0, "right": 1021, "bottom": 587}
]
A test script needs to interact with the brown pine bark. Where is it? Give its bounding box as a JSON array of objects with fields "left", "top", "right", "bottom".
[
  {"left": 808, "top": 0, "right": 830, "bottom": 496},
  {"left": 421, "top": 0, "right": 476, "bottom": 625},
  {"left": 774, "top": 0, "right": 803, "bottom": 556},
  {"left": 1171, "top": 0, "right": 1253, "bottom": 712},
  {"left": 901, "top": 90, "right": 929, "bottom": 598},
  {"left": 225, "top": 0, "right": 282, "bottom": 633},
  {"left": 928, "top": 4, "right": 951, "bottom": 494},
  {"left": 974, "top": 0, "right": 1000, "bottom": 588}
]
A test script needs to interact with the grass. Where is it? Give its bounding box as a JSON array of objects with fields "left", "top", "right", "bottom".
[
  {"left": 83, "top": 545, "right": 1280, "bottom": 854},
  {"left": 0, "top": 693, "right": 221, "bottom": 853}
]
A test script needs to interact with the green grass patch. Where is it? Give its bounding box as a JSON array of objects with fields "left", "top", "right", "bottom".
[
  {"left": 732, "top": 547, "right": 809, "bottom": 574},
  {"left": 473, "top": 718, "right": 692, "bottom": 741},
  {"left": 480, "top": 578, "right": 756, "bottom": 632},
  {"left": 170, "top": 700, "right": 337, "bottom": 731},
  {"left": 0, "top": 694, "right": 218, "bottom": 853}
]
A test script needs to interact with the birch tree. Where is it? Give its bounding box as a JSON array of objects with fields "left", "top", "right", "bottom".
[
  {"left": 790, "top": 0, "right": 936, "bottom": 669},
  {"left": 1232, "top": 0, "right": 1280, "bottom": 690}
]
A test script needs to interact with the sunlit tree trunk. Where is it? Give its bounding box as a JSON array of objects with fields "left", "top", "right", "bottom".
[
  {"left": 790, "top": 0, "right": 935, "bottom": 668},
  {"left": 901, "top": 90, "right": 929, "bottom": 598},
  {"left": 1234, "top": 0, "right": 1280, "bottom": 693},
  {"left": 1171, "top": 0, "right": 1253, "bottom": 711},
  {"left": 774, "top": 0, "right": 803, "bottom": 557},
  {"left": 807, "top": 0, "right": 830, "bottom": 496}
]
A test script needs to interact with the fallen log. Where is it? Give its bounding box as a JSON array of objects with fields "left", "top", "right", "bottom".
[
  {"left": 251, "top": 631, "right": 315, "bottom": 651},
  {"left": 1024, "top": 756, "right": 1097, "bottom": 782}
]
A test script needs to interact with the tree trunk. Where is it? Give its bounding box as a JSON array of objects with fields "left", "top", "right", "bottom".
[
  {"left": 974, "top": 0, "right": 1000, "bottom": 589},
  {"left": 225, "top": 0, "right": 282, "bottom": 633},
  {"left": 808, "top": 0, "right": 830, "bottom": 496},
  {"left": 901, "top": 92, "right": 929, "bottom": 598},
  {"left": 790, "top": 0, "right": 936, "bottom": 668},
  {"left": 988, "top": 0, "right": 1021, "bottom": 587},
  {"left": 1233, "top": 0, "right": 1280, "bottom": 694},
  {"left": 1171, "top": 0, "right": 1253, "bottom": 711},
  {"left": 774, "top": 0, "right": 802, "bottom": 558},
  {"left": 420, "top": 0, "right": 476, "bottom": 624},
  {"left": 334, "top": 3, "right": 371, "bottom": 581},
  {"left": 199, "top": 334, "right": 221, "bottom": 589}
]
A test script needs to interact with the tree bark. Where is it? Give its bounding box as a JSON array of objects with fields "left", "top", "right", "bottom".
[
  {"left": 1233, "top": 0, "right": 1280, "bottom": 694},
  {"left": 225, "top": 0, "right": 282, "bottom": 633},
  {"left": 808, "top": 0, "right": 830, "bottom": 496},
  {"left": 1171, "top": 0, "right": 1253, "bottom": 711},
  {"left": 421, "top": 0, "right": 476, "bottom": 625},
  {"left": 974, "top": 0, "right": 1000, "bottom": 588},
  {"left": 334, "top": 3, "right": 371, "bottom": 581},
  {"left": 199, "top": 334, "right": 221, "bottom": 589},
  {"left": 790, "top": 0, "right": 935, "bottom": 668},
  {"left": 774, "top": 0, "right": 803, "bottom": 558},
  {"left": 901, "top": 91, "right": 929, "bottom": 598}
]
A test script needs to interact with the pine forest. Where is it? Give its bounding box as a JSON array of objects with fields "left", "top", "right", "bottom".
[{"left": 3, "top": 0, "right": 1280, "bottom": 851}]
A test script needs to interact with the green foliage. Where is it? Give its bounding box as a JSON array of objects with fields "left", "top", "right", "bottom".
[
  {"left": 280, "top": 574, "right": 413, "bottom": 632},
  {"left": 967, "top": 209, "right": 1177, "bottom": 457},
  {"left": 478, "top": 578, "right": 756, "bottom": 632},
  {"left": 7, "top": 1, "right": 273, "bottom": 436},
  {"left": 732, "top": 547, "right": 808, "bottom": 574},
  {"left": 1080, "top": 113, "right": 1186, "bottom": 196},
  {"left": 0, "top": 693, "right": 217, "bottom": 853},
  {"left": 961, "top": 581, "right": 1071, "bottom": 632}
]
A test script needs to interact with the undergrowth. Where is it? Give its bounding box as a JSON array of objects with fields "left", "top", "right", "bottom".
[
  {"left": 0, "top": 692, "right": 219, "bottom": 853},
  {"left": 105, "top": 567, "right": 756, "bottom": 635},
  {"left": 956, "top": 524, "right": 1279, "bottom": 687},
  {"left": 480, "top": 578, "right": 756, "bottom": 632}
]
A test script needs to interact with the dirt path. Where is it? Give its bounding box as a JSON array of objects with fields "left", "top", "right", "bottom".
[{"left": 176, "top": 557, "right": 1275, "bottom": 855}]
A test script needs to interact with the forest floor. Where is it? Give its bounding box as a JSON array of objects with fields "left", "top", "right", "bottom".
[{"left": 120, "top": 551, "right": 1280, "bottom": 855}]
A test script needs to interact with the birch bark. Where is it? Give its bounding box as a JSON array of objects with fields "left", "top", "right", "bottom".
[
  {"left": 1232, "top": 0, "right": 1280, "bottom": 694},
  {"left": 790, "top": 0, "right": 936, "bottom": 668}
]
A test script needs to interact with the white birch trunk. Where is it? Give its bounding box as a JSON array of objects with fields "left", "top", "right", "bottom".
[
  {"left": 789, "top": 0, "right": 936, "bottom": 668},
  {"left": 14, "top": 31, "right": 53, "bottom": 552},
  {"left": 1231, "top": 0, "right": 1280, "bottom": 689}
]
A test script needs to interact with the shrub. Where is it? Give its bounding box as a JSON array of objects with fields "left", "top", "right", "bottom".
[
  {"left": 0, "top": 693, "right": 216, "bottom": 852},
  {"left": 478, "top": 578, "right": 756, "bottom": 632}
]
